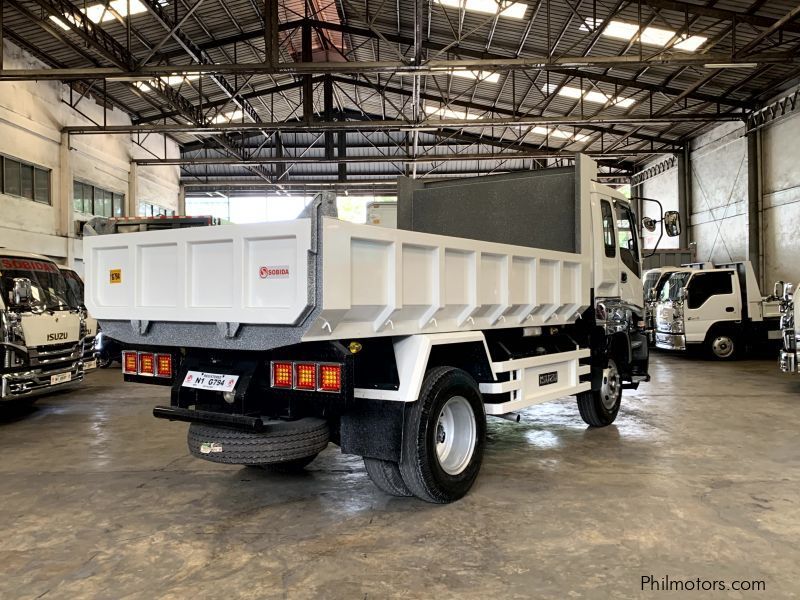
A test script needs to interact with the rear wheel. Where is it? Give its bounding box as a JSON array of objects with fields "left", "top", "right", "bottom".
[
  {"left": 363, "top": 458, "right": 412, "bottom": 496},
  {"left": 577, "top": 358, "right": 622, "bottom": 427},
  {"left": 399, "top": 367, "right": 486, "bottom": 504}
]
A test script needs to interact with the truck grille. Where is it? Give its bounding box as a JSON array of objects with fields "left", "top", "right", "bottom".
[{"left": 29, "top": 342, "right": 81, "bottom": 369}]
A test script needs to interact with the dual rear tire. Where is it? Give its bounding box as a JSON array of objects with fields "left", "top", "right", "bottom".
[{"left": 364, "top": 367, "right": 487, "bottom": 504}]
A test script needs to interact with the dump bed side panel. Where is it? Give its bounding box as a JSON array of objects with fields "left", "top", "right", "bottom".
[
  {"left": 84, "top": 219, "right": 314, "bottom": 326},
  {"left": 301, "top": 217, "right": 590, "bottom": 342}
]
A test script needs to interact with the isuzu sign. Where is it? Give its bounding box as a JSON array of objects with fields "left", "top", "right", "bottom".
[
  {"left": 46, "top": 332, "right": 69, "bottom": 342},
  {"left": 259, "top": 265, "right": 290, "bottom": 279}
]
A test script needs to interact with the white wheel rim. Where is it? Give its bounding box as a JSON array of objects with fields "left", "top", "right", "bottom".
[
  {"left": 600, "top": 360, "right": 620, "bottom": 410},
  {"left": 712, "top": 336, "right": 734, "bottom": 358},
  {"left": 435, "top": 396, "right": 476, "bottom": 476}
]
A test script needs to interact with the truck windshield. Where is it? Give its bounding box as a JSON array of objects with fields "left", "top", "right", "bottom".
[
  {"left": 643, "top": 271, "right": 662, "bottom": 297},
  {"left": 0, "top": 256, "right": 79, "bottom": 312},
  {"left": 61, "top": 269, "right": 85, "bottom": 306},
  {"left": 659, "top": 272, "right": 691, "bottom": 302}
]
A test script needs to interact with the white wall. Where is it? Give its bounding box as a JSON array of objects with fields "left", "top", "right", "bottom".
[{"left": 0, "top": 40, "right": 180, "bottom": 266}]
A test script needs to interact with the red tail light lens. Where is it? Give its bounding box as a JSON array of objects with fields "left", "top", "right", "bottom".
[
  {"left": 138, "top": 352, "right": 155, "bottom": 376},
  {"left": 156, "top": 354, "right": 172, "bottom": 378},
  {"left": 122, "top": 351, "right": 138, "bottom": 374},
  {"left": 319, "top": 364, "right": 342, "bottom": 393},
  {"left": 271, "top": 362, "right": 292, "bottom": 388},
  {"left": 294, "top": 363, "right": 317, "bottom": 390}
]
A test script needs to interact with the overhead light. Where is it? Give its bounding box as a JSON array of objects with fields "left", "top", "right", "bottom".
[
  {"left": 424, "top": 105, "right": 480, "bottom": 120},
  {"left": 705, "top": 63, "right": 758, "bottom": 69},
  {"left": 587, "top": 19, "right": 706, "bottom": 52},
  {"left": 542, "top": 84, "right": 636, "bottom": 108},
  {"left": 451, "top": 70, "right": 501, "bottom": 84},
  {"left": 435, "top": 0, "right": 526, "bottom": 19}
]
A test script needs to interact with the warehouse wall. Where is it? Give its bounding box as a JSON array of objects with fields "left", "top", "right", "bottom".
[
  {"left": 0, "top": 40, "right": 180, "bottom": 270},
  {"left": 761, "top": 110, "right": 800, "bottom": 286},
  {"left": 687, "top": 120, "right": 749, "bottom": 267}
]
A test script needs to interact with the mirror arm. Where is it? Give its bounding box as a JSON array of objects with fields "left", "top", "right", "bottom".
[{"left": 630, "top": 196, "right": 665, "bottom": 259}]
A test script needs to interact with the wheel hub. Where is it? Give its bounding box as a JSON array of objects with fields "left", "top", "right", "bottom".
[
  {"left": 600, "top": 360, "right": 620, "bottom": 410},
  {"left": 435, "top": 395, "right": 477, "bottom": 476},
  {"left": 712, "top": 336, "right": 734, "bottom": 358}
]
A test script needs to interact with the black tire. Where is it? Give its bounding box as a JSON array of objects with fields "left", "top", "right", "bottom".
[
  {"left": 399, "top": 367, "right": 486, "bottom": 504},
  {"left": 705, "top": 331, "right": 738, "bottom": 361},
  {"left": 363, "top": 458, "right": 412, "bottom": 497},
  {"left": 187, "top": 418, "right": 329, "bottom": 466},
  {"left": 259, "top": 454, "right": 318, "bottom": 473},
  {"left": 577, "top": 358, "right": 622, "bottom": 427}
]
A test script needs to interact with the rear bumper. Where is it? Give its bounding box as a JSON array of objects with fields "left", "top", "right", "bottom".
[
  {"left": 780, "top": 350, "right": 798, "bottom": 373},
  {"left": 153, "top": 405, "right": 265, "bottom": 432},
  {"left": 655, "top": 332, "right": 687, "bottom": 351},
  {"left": 1, "top": 363, "right": 84, "bottom": 401}
]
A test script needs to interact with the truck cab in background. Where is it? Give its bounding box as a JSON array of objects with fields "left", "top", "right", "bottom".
[
  {"left": 655, "top": 261, "right": 781, "bottom": 359},
  {"left": 643, "top": 266, "right": 695, "bottom": 344},
  {"left": 776, "top": 281, "right": 798, "bottom": 373},
  {"left": 0, "top": 252, "right": 93, "bottom": 401},
  {"left": 59, "top": 266, "right": 98, "bottom": 371}
]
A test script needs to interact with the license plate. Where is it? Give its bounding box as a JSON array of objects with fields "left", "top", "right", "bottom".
[
  {"left": 182, "top": 371, "right": 239, "bottom": 391},
  {"left": 51, "top": 372, "right": 72, "bottom": 385},
  {"left": 84, "top": 359, "right": 98, "bottom": 370}
]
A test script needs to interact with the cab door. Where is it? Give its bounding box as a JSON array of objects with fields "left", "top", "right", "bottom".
[
  {"left": 615, "top": 202, "right": 644, "bottom": 308},
  {"left": 684, "top": 271, "right": 741, "bottom": 343},
  {"left": 592, "top": 195, "right": 620, "bottom": 298}
]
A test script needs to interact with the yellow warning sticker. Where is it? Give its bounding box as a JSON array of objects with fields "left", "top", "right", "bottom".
[{"left": 109, "top": 269, "right": 122, "bottom": 284}]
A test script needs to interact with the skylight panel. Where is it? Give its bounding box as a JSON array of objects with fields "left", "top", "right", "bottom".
[
  {"left": 212, "top": 110, "right": 244, "bottom": 124},
  {"left": 435, "top": 0, "right": 527, "bottom": 20},
  {"left": 674, "top": 35, "right": 707, "bottom": 52},
  {"left": 424, "top": 105, "right": 479, "bottom": 120},
  {"left": 588, "top": 19, "right": 707, "bottom": 52},
  {"left": 452, "top": 70, "right": 501, "bottom": 84},
  {"left": 541, "top": 84, "right": 636, "bottom": 108}
]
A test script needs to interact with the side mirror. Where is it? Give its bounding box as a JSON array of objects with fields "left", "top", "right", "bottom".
[
  {"left": 11, "top": 277, "right": 33, "bottom": 306},
  {"left": 641, "top": 217, "right": 657, "bottom": 232},
  {"left": 678, "top": 287, "right": 688, "bottom": 301},
  {"left": 664, "top": 211, "right": 681, "bottom": 237},
  {"left": 647, "top": 288, "right": 658, "bottom": 302},
  {"left": 774, "top": 281, "right": 785, "bottom": 299}
]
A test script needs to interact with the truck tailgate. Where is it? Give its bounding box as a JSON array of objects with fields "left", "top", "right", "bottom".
[{"left": 84, "top": 219, "right": 314, "bottom": 326}]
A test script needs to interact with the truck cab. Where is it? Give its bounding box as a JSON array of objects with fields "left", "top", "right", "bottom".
[
  {"left": 655, "top": 261, "right": 781, "bottom": 359},
  {"left": 0, "top": 251, "right": 92, "bottom": 401},
  {"left": 642, "top": 266, "right": 694, "bottom": 343},
  {"left": 59, "top": 266, "right": 99, "bottom": 371}
]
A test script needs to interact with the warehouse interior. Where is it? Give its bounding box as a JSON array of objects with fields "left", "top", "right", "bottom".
[{"left": 1, "top": 0, "right": 799, "bottom": 597}]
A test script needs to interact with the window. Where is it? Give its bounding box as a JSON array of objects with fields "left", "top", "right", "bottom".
[
  {"left": 601, "top": 200, "right": 616, "bottom": 258},
  {"left": 139, "top": 202, "right": 175, "bottom": 217},
  {"left": 73, "top": 180, "right": 124, "bottom": 217},
  {"left": 687, "top": 272, "right": 733, "bottom": 310},
  {"left": 660, "top": 272, "right": 691, "bottom": 302},
  {"left": 0, "top": 155, "right": 50, "bottom": 203},
  {"left": 616, "top": 203, "right": 640, "bottom": 276}
]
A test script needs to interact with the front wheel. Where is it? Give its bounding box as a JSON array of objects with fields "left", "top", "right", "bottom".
[
  {"left": 577, "top": 358, "right": 622, "bottom": 427},
  {"left": 399, "top": 367, "right": 486, "bottom": 504},
  {"left": 706, "top": 333, "right": 737, "bottom": 360}
]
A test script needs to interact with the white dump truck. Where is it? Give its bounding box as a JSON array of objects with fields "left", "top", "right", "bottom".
[
  {"left": 655, "top": 261, "right": 781, "bottom": 360},
  {"left": 643, "top": 265, "right": 696, "bottom": 343},
  {"left": 775, "top": 281, "right": 798, "bottom": 373},
  {"left": 84, "top": 156, "right": 679, "bottom": 503},
  {"left": 0, "top": 251, "right": 95, "bottom": 401}
]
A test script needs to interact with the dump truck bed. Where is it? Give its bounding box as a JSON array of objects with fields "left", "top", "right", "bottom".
[{"left": 84, "top": 214, "right": 590, "bottom": 351}]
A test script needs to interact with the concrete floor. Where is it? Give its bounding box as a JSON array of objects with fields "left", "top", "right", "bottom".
[{"left": 1, "top": 354, "right": 798, "bottom": 599}]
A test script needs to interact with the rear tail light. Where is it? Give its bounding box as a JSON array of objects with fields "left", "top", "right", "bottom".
[
  {"left": 138, "top": 352, "right": 155, "bottom": 376},
  {"left": 294, "top": 363, "right": 317, "bottom": 390},
  {"left": 156, "top": 354, "right": 172, "bottom": 378},
  {"left": 271, "top": 361, "right": 293, "bottom": 388},
  {"left": 122, "top": 351, "right": 138, "bottom": 374},
  {"left": 318, "top": 364, "right": 342, "bottom": 393},
  {"left": 269, "top": 361, "right": 344, "bottom": 393}
]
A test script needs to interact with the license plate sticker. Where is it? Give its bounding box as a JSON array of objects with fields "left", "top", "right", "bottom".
[
  {"left": 182, "top": 371, "right": 239, "bottom": 391},
  {"left": 51, "top": 372, "right": 72, "bottom": 385},
  {"left": 84, "top": 359, "right": 97, "bottom": 370}
]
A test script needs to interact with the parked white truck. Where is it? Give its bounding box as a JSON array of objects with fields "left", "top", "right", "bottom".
[
  {"left": 0, "top": 251, "right": 95, "bottom": 401},
  {"left": 84, "top": 156, "right": 679, "bottom": 503},
  {"left": 775, "top": 281, "right": 798, "bottom": 373},
  {"left": 654, "top": 261, "right": 781, "bottom": 359}
]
